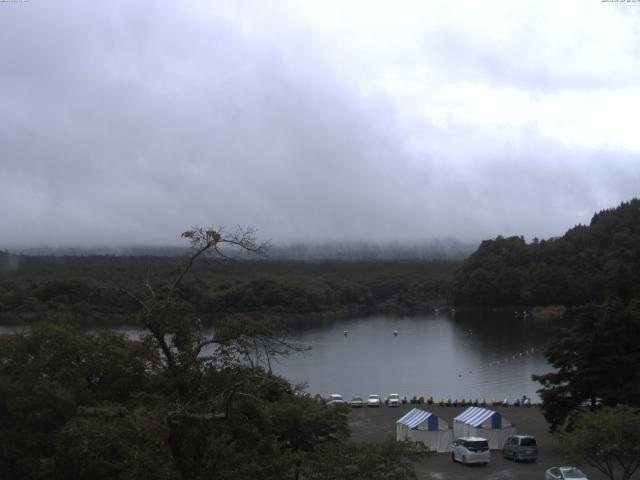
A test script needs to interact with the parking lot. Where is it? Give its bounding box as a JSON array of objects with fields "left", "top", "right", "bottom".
[{"left": 348, "top": 404, "right": 608, "bottom": 480}]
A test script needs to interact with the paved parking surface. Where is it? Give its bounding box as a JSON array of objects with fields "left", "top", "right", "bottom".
[{"left": 348, "top": 404, "right": 610, "bottom": 480}]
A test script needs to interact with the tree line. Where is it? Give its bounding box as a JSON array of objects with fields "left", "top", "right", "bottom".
[
  {"left": 452, "top": 198, "right": 640, "bottom": 307},
  {"left": 0, "top": 252, "right": 455, "bottom": 327}
]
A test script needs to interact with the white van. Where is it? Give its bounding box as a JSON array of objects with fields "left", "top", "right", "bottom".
[
  {"left": 451, "top": 437, "right": 490, "bottom": 466},
  {"left": 388, "top": 393, "right": 401, "bottom": 407}
]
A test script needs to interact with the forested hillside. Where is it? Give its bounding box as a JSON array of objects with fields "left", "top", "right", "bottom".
[{"left": 452, "top": 198, "right": 640, "bottom": 307}]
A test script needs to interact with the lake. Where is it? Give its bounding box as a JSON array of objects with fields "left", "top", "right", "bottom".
[
  {"left": 272, "top": 311, "right": 563, "bottom": 402},
  {"left": 0, "top": 311, "right": 564, "bottom": 402}
]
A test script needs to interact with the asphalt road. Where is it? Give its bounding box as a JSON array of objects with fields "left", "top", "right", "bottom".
[{"left": 348, "top": 404, "right": 613, "bottom": 480}]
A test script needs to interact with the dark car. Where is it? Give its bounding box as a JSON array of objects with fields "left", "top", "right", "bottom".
[{"left": 502, "top": 435, "right": 537, "bottom": 462}]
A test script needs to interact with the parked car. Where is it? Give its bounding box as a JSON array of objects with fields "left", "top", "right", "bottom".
[
  {"left": 502, "top": 435, "right": 537, "bottom": 462},
  {"left": 328, "top": 394, "right": 346, "bottom": 406},
  {"left": 451, "top": 437, "right": 490, "bottom": 466},
  {"left": 350, "top": 396, "right": 364, "bottom": 408},
  {"left": 367, "top": 394, "right": 382, "bottom": 407},
  {"left": 544, "top": 466, "right": 589, "bottom": 480},
  {"left": 388, "top": 393, "right": 401, "bottom": 407}
]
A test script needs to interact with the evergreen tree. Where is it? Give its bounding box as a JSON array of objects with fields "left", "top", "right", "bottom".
[{"left": 533, "top": 298, "right": 640, "bottom": 431}]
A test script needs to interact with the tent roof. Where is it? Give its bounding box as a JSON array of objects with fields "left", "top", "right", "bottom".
[
  {"left": 397, "top": 408, "right": 433, "bottom": 429},
  {"left": 454, "top": 407, "right": 496, "bottom": 427}
]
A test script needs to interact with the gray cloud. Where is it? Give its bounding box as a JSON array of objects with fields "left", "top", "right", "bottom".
[{"left": 1, "top": 1, "right": 639, "bottom": 248}]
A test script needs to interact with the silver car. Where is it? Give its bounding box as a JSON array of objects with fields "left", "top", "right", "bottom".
[
  {"left": 502, "top": 435, "right": 537, "bottom": 462},
  {"left": 544, "top": 466, "right": 589, "bottom": 480},
  {"left": 451, "top": 437, "right": 490, "bottom": 466}
]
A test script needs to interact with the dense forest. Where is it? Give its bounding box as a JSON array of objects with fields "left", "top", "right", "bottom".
[
  {"left": 3, "top": 199, "right": 640, "bottom": 327},
  {"left": 452, "top": 198, "right": 640, "bottom": 307},
  {"left": 0, "top": 229, "right": 428, "bottom": 479},
  {"left": 0, "top": 253, "right": 455, "bottom": 327}
]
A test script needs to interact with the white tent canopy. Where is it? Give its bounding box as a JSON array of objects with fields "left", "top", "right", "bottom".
[
  {"left": 453, "top": 407, "right": 515, "bottom": 449},
  {"left": 396, "top": 408, "right": 453, "bottom": 453}
]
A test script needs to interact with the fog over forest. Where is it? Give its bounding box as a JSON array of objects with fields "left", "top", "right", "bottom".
[
  {"left": 2, "top": 1, "right": 639, "bottom": 248},
  {"left": 7, "top": 238, "right": 474, "bottom": 262}
]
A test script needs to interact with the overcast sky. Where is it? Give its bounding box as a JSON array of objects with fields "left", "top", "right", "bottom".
[{"left": 1, "top": 0, "right": 639, "bottom": 247}]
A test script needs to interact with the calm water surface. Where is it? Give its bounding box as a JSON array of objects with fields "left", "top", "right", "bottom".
[
  {"left": 0, "top": 311, "right": 564, "bottom": 401},
  {"left": 273, "top": 311, "right": 564, "bottom": 402}
]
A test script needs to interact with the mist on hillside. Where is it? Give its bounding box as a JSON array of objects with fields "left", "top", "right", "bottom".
[{"left": 5, "top": 238, "right": 474, "bottom": 262}]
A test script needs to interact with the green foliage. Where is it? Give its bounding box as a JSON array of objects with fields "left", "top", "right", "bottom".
[
  {"left": 0, "top": 259, "right": 456, "bottom": 327},
  {"left": 0, "top": 228, "right": 427, "bottom": 480},
  {"left": 0, "top": 320, "right": 355, "bottom": 480},
  {"left": 558, "top": 406, "right": 640, "bottom": 480},
  {"left": 301, "top": 437, "right": 428, "bottom": 480},
  {"left": 54, "top": 405, "right": 177, "bottom": 480},
  {"left": 533, "top": 298, "right": 640, "bottom": 431},
  {"left": 0, "top": 322, "right": 160, "bottom": 479},
  {"left": 453, "top": 198, "right": 640, "bottom": 307}
]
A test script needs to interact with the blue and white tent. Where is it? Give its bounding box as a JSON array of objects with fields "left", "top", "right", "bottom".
[
  {"left": 453, "top": 407, "right": 515, "bottom": 449},
  {"left": 396, "top": 408, "right": 453, "bottom": 452}
]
